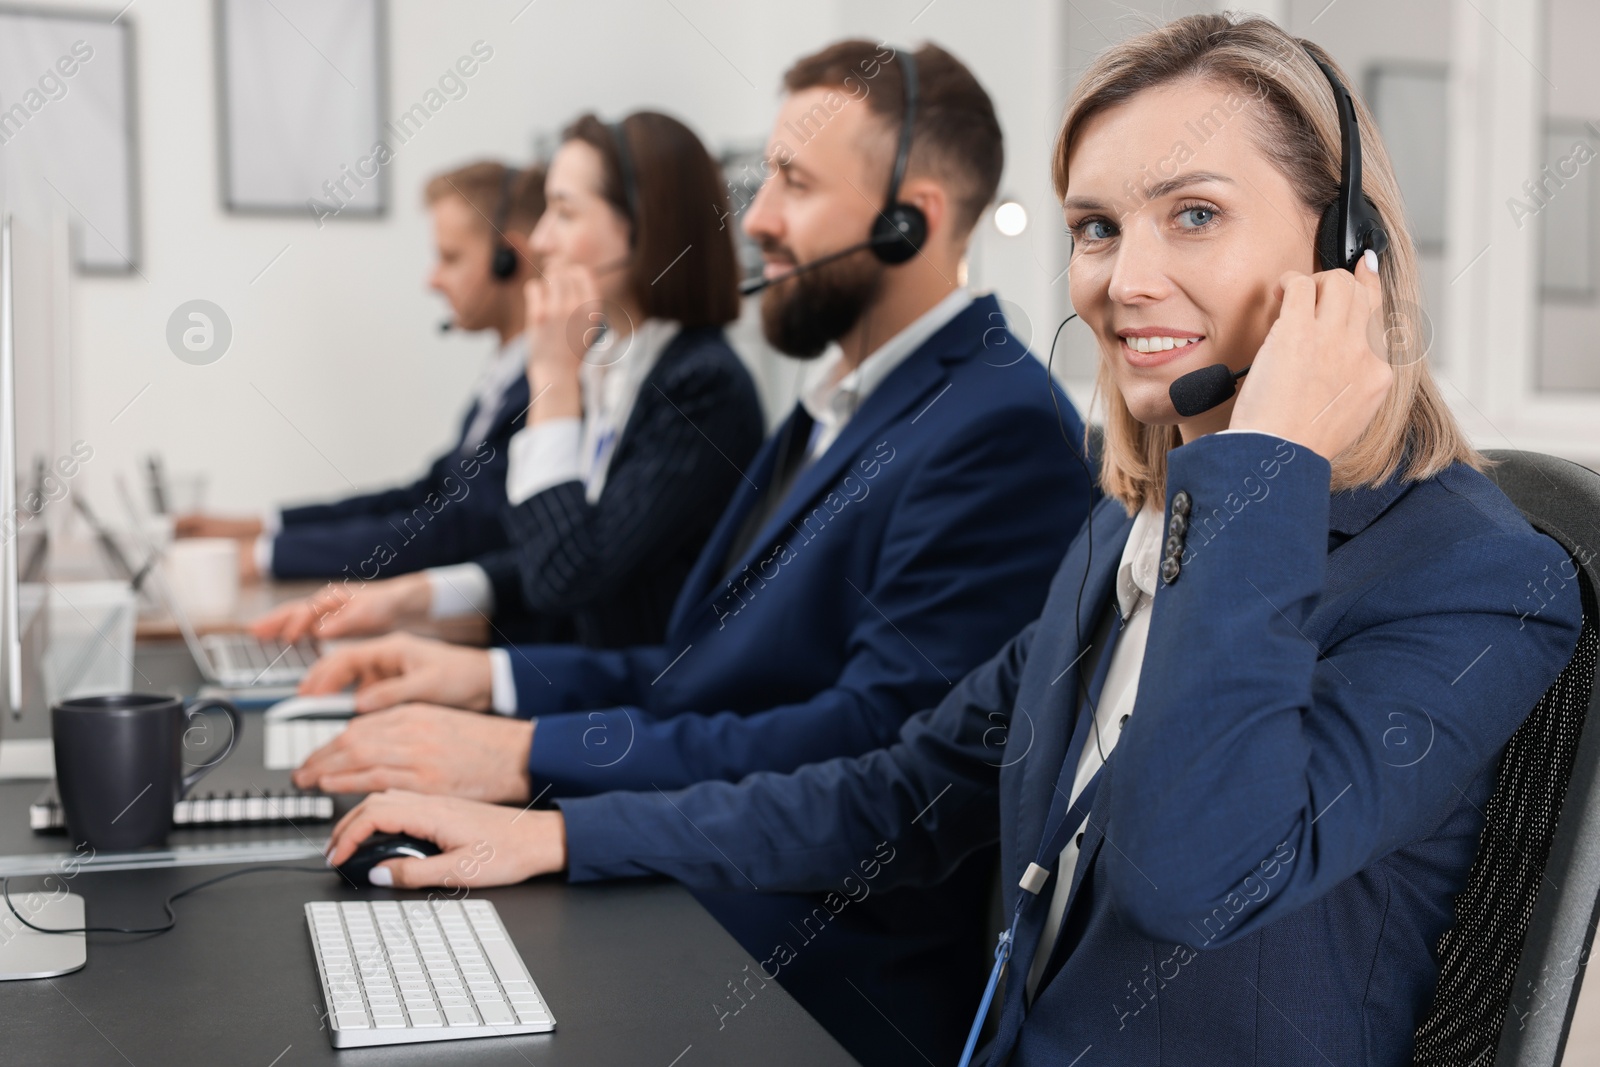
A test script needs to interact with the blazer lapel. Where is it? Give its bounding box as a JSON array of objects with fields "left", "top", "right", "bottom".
[
  {"left": 1062, "top": 766, "right": 1111, "bottom": 929},
  {"left": 698, "top": 304, "right": 985, "bottom": 604},
  {"left": 666, "top": 420, "right": 786, "bottom": 634},
  {"left": 1011, "top": 503, "right": 1134, "bottom": 890},
  {"left": 454, "top": 399, "right": 483, "bottom": 452},
  {"left": 477, "top": 374, "right": 532, "bottom": 446}
]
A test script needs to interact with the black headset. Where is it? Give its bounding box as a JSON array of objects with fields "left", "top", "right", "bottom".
[
  {"left": 1165, "top": 45, "right": 1390, "bottom": 417},
  {"left": 489, "top": 165, "right": 521, "bottom": 281},
  {"left": 869, "top": 48, "right": 928, "bottom": 265},
  {"left": 608, "top": 119, "right": 642, "bottom": 247},
  {"left": 1309, "top": 55, "right": 1389, "bottom": 272},
  {"left": 738, "top": 48, "right": 929, "bottom": 296}
]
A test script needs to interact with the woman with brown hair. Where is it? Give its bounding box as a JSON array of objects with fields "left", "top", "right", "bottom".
[
  {"left": 259, "top": 110, "right": 764, "bottom": 651},
  {"left": 324, "top": 16, "right": 1583, "bottom": 1064}
]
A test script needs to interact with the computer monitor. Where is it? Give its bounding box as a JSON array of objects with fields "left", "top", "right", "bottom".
[{"left": 0, "top": 213, "right": 60, "bottom": 765}]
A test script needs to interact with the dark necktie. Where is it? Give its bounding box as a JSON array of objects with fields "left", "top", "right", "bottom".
[{"left": 720, "top": 405, "right": 816, "bottom": 575}]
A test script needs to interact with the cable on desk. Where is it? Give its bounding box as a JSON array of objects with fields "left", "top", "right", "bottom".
[{"left": 1, "top": 865, "right": 328, "bottom": 936}]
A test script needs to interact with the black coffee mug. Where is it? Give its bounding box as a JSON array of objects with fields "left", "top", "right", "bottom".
[{"left": 52, "top": 693, "right": 242, "bottom": 851}]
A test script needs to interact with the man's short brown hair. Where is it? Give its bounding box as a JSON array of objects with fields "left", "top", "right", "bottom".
[
  {"left": 782, "top": 41, "right": 1003, "bottom": 240},
  {"left": 424, "top": 160, "right": 547, "bottom": 234}
]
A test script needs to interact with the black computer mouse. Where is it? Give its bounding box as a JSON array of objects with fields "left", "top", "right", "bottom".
[{"left": 334, "top": 832, "right": 441, "bottom": 886}]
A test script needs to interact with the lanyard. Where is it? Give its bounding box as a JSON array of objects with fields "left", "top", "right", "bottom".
[
  {"left": 586, "top": 426, "right": 619, "bottom": 490},
  {"left": 957, "top": 601, "right": 1125, "bottom": 1067}
]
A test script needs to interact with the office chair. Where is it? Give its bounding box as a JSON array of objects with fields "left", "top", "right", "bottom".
[{"left": 1414, "top": 450, "right": 1600, "bottom": 1067}]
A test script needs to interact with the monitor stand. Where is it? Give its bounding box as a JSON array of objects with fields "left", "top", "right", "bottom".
[
  {"left": 0, "top": 890, "right": 86, "bottom": 980},
  {"left": 0, "top": 738, "right": 54, "bottom": 780}
]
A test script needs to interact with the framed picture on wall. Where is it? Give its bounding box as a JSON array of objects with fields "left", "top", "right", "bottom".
[
  {"left": 0, "top": 5, "right": 140, "bottom": 274},
  {"left": 215, "top": 0, "right": 388, "bottom": 219}
]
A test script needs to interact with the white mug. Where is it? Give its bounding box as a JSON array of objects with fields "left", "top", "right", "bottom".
[{"left": 163, "top": 538, "right": 239, "bottom": 622}]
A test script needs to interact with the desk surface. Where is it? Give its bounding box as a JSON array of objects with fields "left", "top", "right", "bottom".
[
  {"left": 1, "top": 867, "right": 856, "bottom": 1066},
  {"left": 0, "top": 646, "right": 857, "bottom": 1065}
]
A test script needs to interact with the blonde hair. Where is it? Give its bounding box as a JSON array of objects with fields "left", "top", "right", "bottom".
[{"left": 1052, "top": 12, "right": 1487, "bottom": 514}]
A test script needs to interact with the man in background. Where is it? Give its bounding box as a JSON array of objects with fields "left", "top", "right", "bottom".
[{"left": 178, "top": 161, "right": 544, "bottom": 588}]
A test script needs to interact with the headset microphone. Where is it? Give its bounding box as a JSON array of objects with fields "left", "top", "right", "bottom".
[
  {"left": 739, "top": 233, "right": 899, "bottom": 296},
  {"left": 1169, "top": 363, "right": 1250, "bottom": 418},
  {"left": 740, "top": 49, "right": 928, "bottom": 299},
  {"left": 438, "top": 319, "right": 455, "bottom": 333},
  {"left": 1166, "top": 48, "right": 1389, "bottom": 418}
]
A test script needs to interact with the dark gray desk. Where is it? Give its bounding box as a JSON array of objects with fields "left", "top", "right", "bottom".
[{"left": 0, "top": 642, "right": 858, "bottom": 1065}]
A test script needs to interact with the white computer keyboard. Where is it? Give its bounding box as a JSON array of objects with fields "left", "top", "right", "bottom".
[
  {"left": 202, "top": 633, "right": 317, "bottom": 687},
  {"left": 307, "top": 899, "right": 555, "bottom": 1048},
  {"left": 264, "top": 718, "right": 347, "bottom": 770}
]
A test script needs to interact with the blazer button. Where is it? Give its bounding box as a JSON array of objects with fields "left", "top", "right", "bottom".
[
  {"left": 1161, "top": 556, "right": 1181, "bottom": 584},
  {"left": 1172, "top": 490, "right": 1192, "bottom": 517},
  {"left": 1167, "top": 512, "right": 1187, "bottom": 537},
  {"left": 1165, "top": 534, "right": 1184, "bottom": 558}
]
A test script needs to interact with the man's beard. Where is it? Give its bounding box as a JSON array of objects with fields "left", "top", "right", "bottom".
[{"left": 759, "top": 247, "right": 884, "bottom": 359}]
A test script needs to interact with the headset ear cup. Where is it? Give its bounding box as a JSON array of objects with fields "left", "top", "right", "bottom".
[
  {"left": 1358, "top": 195, "right": 1389, "bottom": 257},
  {"left": 1314, "top": 201, "right": 1345, "bottom": 272},
  {"left": 491, "top": 245, "right": 518, "bottom": 281},
  {"left": 871, "top": 204, "right": 927, "bottom": 265}
]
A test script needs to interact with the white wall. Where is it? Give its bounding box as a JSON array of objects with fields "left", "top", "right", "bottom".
[
  {"left": 46, "top": 0, "right": 1584, "bottom": 511},
  {"left": 25, "top": 0, "right": 1070, "bottom": 515}
]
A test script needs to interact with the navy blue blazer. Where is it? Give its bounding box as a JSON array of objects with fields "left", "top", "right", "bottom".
[
  {"left": 554, "top": 431, "right": 1584, "bottom": 1066},
  {"left": 269, "top": 374, "right": 529, "bottom": 579},
  {"left": 511, "top": 294, "right": 1096, "bottom": 1064},
  {"left": 476, "top": 326, "right": 764, "bottom": 649}
]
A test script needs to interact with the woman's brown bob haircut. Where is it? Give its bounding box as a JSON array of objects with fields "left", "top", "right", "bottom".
[
  {"left": 562, "top": 111, "right": 740, "bottom": 329},
  {"left": 1054, "top": 12, "right": 1486, "bottom": 514}
]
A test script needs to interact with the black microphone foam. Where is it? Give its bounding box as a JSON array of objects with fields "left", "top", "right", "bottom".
[
  {"left": 438, "top": 319, "right": 455, "bottom": 333},
  {"left": 1169, "top": 362, "right": 1247, "bottom": 417}
]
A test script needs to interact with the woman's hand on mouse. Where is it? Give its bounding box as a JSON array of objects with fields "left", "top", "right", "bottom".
[
  {"left": 1227, "top": 249, "right": 1392, "bottom": 463},
  {"left": 325, "top": 790, "right": 566, "bottom": 889}
]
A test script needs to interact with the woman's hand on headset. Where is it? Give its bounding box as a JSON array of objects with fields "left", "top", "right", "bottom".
[
  {"left": 1227, "top": 249, "right": 1390, "bottom": 464},
  {"left": 523, "top": 264, "right": 600, "bottom": 423}
]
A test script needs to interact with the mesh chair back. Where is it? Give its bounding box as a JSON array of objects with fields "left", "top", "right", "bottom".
[{"left": 1413, "top": 450, "right": 1600, "bottom": 1067}]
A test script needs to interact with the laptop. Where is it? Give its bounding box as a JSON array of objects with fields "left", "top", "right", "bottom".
[{"left": 113, "top": 475, "right": 317, "bottom": 691}]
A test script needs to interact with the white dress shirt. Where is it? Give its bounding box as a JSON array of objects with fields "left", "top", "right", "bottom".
[
  {"left": 1022, "top": 427, "right": 1279, "bottom": 1002},
  {"left": 798, "top": 288, "right": 972, "bottom": 461},
  {"left": 427, "top": 320, "right": 679, "bottom": 624},
  {"left": 255, "top": 333, "right": 526, "bottom": 577}
]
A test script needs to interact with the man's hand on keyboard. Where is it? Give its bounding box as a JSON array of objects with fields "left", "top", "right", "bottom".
[
  {"left": 299, "top": 632, "right": 492, "bottom": 713},
  {"left": 325, "top": 790, "right": 566, "bottom": 889},
  {"left": 292, "top": 704, "right": 532, "bottom": 802},
  {"left": 251, "top": 574, "right": 432, "bottom": 644}
]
